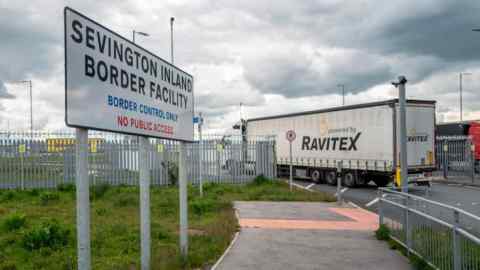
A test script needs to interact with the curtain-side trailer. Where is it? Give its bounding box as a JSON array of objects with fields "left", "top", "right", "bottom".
[{"left": 246, "top": 99, "right": 436, "bottom": 187}]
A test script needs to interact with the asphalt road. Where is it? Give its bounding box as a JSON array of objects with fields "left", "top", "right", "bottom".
[{"left": 291, "top": 178, "right": 480, "bottom": 216}]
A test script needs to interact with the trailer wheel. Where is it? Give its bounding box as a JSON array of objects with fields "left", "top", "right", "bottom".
[
  {"left": 343, "top": 172, "right": 356, "bottom": 187},
  {"left": 310, "top": 169, "right": 322, "bottom": 183},
  {"left": 325, "top": 171, "right": 337, "bottom": 185}
]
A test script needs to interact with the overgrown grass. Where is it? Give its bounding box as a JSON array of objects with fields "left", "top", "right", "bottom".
[{"left": 0, "top": 177, "right": 334, "bottom": 269}]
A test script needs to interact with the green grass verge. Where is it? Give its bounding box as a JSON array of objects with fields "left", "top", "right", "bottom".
[{"left": 0, "top": 177, "right": 334, "bottom": 269}]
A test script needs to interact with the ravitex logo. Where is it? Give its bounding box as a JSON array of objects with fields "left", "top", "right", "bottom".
[{"left": 301, "top": 132, "right": 362, "bottom": 151}]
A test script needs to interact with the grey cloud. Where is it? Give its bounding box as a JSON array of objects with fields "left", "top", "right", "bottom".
[{"left": 243, "top": 48, "right": 393, "bottom": 97}]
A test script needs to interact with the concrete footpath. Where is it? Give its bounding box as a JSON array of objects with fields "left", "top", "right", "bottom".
[{"left": 215, "top": 201, "right": 411, "bottom": 270}]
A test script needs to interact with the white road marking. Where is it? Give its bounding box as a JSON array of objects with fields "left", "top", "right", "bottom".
[
  {"left": 292, "top": 182, "right": 314, "bottom": 192},
  {"left": 335, "top": 187, "right": 350, "bottom": 197},
  {"left": 366, "top": 197, "right": 380, "bottom": 207},
  {"left": 472, "top": 202, "right": 478, "bottom": 205},
  {"left": 306, "top": 183, "right": 315, "bottom": 190}
]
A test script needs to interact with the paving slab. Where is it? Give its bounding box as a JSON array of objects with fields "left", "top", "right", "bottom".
[{"left": 215, "top": 201, "right": 411, "bottom": 270}]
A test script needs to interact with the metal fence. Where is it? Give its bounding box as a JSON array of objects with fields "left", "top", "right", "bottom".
[
  {"left": 0, "top": 131, "right": 276, "bottom": 189},
  {"left": 379, "top": 188, "right": 480, "bottom": 270},
  {"left": 435, "top": 136, "right": 478, "bottom": 183}
]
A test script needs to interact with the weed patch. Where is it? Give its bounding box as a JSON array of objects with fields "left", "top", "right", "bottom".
[
  {"left": 91, "top": 183, "right": 110, "bottom": 200},
  {"left": 39, "top": 192, "right": 60, "bottom": 205},
  {"left": 2, "top": 212, "right": 26, "bottom": 232},
  {"left": 57, "top": 183, "right": 75, "bottom": 192},
  {"left": 22, "top": 220, "right": 70, "bottom": 251},
  {"left": 375, "top": 224, "right": 390, "bottom": 241}
]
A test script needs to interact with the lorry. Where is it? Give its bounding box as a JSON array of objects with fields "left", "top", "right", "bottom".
[
  {"left": 436, "top": 120, "right": 480, "bottom": 172},
  {"left": 245, "top": 99, "right": 436, "bottom": 187}
]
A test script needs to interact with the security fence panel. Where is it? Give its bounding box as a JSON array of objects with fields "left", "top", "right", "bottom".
[{"left": 0, "top": 132, "right": 276, "bottom": 189}]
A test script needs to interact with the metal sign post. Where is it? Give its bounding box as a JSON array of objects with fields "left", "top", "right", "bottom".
[
  {"left": 138, "top": 136, "right": 151, "bottom": 270},
  {"left": 75, "top": 128, "right": 91, "bottom": 270},
  {"left": 286, "top": 130, "right": 296, "bottom": 191},
  {"left": 171, "top": 17, "right": 188, "bottom": 259},
  {"left": 393, "top": 76, "right": 408, "bottom": 193}
]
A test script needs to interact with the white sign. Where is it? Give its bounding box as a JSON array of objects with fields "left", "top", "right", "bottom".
[
  {"left": 286, "top": 130, "right": 296, "bottom": 142},
  {"left": 64, "top": 7, "right": 194, "bottom": 141}
]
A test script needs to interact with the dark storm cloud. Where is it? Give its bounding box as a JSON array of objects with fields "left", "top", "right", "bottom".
[
  {"left": 238, "top": 1, "right": 480, "bottom": 98},
  {"left": 0, "top": 7, "right": 60, "bottom": 82}
]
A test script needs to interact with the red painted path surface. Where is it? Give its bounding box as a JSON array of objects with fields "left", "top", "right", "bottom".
[{"left": 239, "top": 207, "right": 378, "bottom": 231}]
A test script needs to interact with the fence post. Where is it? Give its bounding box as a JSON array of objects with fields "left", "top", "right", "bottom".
[
  {"left": 453, "top": 210, "right": 460, "bottom": 270},
  {"left": 443, "top": 143, "right": 448, "bottom": 179},
  {"left": 20, "top": 147, "right": 25, "bottom": 190},
  {"left": 404, "top": 196, "right": 411, "bottom": 256},
  {"left": 471, "top": 143, "right": 475, "bottom": 184}
]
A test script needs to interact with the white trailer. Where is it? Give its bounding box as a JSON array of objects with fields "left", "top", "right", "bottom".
[{"left": 246, "top": 99, "right": 436, "bottom": 187}]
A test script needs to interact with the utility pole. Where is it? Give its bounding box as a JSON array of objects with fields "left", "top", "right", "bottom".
[{"left": 392, "top": 76, "right": 408, "bottom": 193}]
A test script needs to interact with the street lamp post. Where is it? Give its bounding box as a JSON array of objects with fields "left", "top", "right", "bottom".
[
  {"left": 459, "top": 72, "right": 471, "bottom": 121},
  {"left": 11, "top": 80, "right": 33, "bottom": 133},
  {"left": 132, "top": 30, "right": 149, "bottom": 44}
]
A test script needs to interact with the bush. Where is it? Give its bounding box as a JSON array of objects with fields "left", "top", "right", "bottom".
[
  {"left": 252, "top": 174, "right": 271, "bottom": 185},
  {"left": 3, "top": 213, "right": 26, "bottom": 231},
  {"left": 190, "top": 199, "right": 216, "bottom": 216},
  {"left": 39, "top": 192, "right": 60, "bottom": 205},
  {"left": 0, "top": 191, "right": 15, "bottom": 202},
  {"left": 57, "top": 183, "right": 75, "bottom": 192},
  {"left": 91, "top": 183, "right": 110, "bottom": 199},
  {"left": 22, "top": 220, "right": 70, "bottom": 251},
  {"left": 375, "top": 224, "right": 390, "bottom": 241}
]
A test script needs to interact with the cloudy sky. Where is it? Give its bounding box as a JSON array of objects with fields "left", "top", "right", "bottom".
[{"left": 1, "top": 0, "right": 480, "bottom": 133}]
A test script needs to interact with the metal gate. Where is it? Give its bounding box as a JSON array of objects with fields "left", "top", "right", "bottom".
[{"left": 435, "top": 136, "right": 477, "bottom": 183}]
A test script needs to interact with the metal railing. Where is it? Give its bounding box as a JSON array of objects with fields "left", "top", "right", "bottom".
[
  {"left": 379, "top": 188, "right": 480, "bottom": 269},
  {"left": 0, "top": 131, "right": 276, "bottom": 189}
]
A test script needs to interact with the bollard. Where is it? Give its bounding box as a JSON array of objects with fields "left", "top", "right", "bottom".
[
  {"left": 378, "top": 189, "right": 384, "bottom": 225},
  {"left": 337, "top": 161, "right": 342, "bottom": 206}
]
